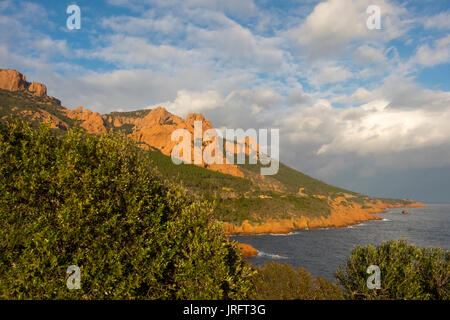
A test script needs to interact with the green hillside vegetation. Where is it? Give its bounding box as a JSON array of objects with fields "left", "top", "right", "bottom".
[
  {"left": 145, "top": 151, "right": 333, "bottom": 224},
  {"left": 0, "top": 120, "right": 254, "bottom": 299},
  {"left": 240, "top": 160, "right": 358, "bottom": 197},
  {"left": 0, "top": 89, "right": 76, "bottom": 131},
  {"left": 148, "top": 149, "right": 252, "bottom": 194}
]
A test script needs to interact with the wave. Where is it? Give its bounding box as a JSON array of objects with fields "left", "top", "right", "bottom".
[
  {"left": 354, "top": 223, "right": 367, "bottom": 227},
  {"left": 257, "top": 251, "right": 287, "bottom": 259},
  {"left": 267, "top": 231, "right": 301, "bottom": 236},
  {"left": 239, "top": 231, "right": 301, "bottom": 237}
]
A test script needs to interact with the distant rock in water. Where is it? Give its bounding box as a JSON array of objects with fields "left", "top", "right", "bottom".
[{"left": 402, "top": 210, "right": 409, "bottom": 214}]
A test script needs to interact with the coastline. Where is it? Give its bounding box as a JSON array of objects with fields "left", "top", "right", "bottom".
[{"left": 225, "top": 198, "right": 425, "bottom": 236}]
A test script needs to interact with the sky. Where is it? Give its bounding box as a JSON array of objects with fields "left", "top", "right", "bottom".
[{"left": 1, "top": 0, "right": 450, "bottom": 202}]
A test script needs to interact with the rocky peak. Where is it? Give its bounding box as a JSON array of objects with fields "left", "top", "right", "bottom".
[
  {"left": 185, "top": 113, "right": 213, "bottom": 131},
  {"left": 28, "top": 82, "right": 47, "bottom": 96},
  {"left": 65, "top": 106, "right": 107, "bottom": 134},
  {"left": 0, "top": 69, "right": 28, "bottom": 91},
  {"left": 0, "top": 69, "right": 47, "bottom": 97},
  {"left": 144, "top": 106, "right": 183, "bottom": 126}
]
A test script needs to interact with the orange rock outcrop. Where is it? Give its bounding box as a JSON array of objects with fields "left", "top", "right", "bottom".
[
  {"left": 223, "top": 199, "right": 425, "bottom": 235},
  {"left": 237, "top": 243, "right": 259, "bottom": 257},
  {"left": 0, "top": 69, "right": 47, "bottom": 97},
  {"left": 65, "top": 105, "right": 248, "bottom": 178},
  {"left": 65, "top": 107, "right": 107, "bottom": 134}
]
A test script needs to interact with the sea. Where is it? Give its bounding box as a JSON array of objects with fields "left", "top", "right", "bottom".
[{"left": 232, "top": 204, "right": 450, "bottom": 282}]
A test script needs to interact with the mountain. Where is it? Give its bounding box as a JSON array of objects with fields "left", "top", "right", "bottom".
[{"left": 0, "top": 69, "right": 424, "bottom": 236}]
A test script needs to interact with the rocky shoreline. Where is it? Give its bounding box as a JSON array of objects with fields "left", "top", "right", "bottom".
[
  {"left": 227, "top": 199, "right": 425, "bottom": 236},
  {"left": 233, "top": 201, "right": 425, "bottom": 258}
]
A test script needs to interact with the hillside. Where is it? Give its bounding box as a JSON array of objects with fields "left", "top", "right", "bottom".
[{"left": 0, "top": 69, "right": 424, "bottom": 235}]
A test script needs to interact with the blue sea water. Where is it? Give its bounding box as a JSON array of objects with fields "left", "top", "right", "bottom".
[{"left": 232, "top": 204, "right": 450, "bottom": 282}]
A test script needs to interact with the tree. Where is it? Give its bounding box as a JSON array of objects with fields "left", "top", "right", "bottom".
[
  {"left": 0, "top": 120, "right": 254, "bottom": 299},
  {"left": 336, "top": 240, "right": 449, "bottom": 300},
  {"left": 252, "top": 261, "right": 343, "bottom": 300}
]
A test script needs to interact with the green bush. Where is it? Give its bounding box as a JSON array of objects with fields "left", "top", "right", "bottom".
[
  {"left": 336, "top": 240, "right": 449, "bottom": 300},
  {"left": 251, "top": 261, "right": 343, "bottom": 300},
  {"left": 0, "top": 120, "right": 253, "bottom": 299}
]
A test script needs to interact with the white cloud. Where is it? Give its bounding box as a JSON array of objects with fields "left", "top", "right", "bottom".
[
  {"left": 101, "top": 12, "right": 183, "bottom": 35},
  {"left": 411, "top": 35, "right": 450, "bottom": 67},
  {"left": 355, "top": 45, "right": 386, "bottom": 64},
  {"left": 186, "top": 22, "right": 287, "bottom": 71},
  {"left": 106, "top": 0, "right": 258, "bottom": 19},
  {"left": 316, "top": 100, "right": 450, "bottom": 156},
  {"left": 277, "top": 76, "right": 450, "bottom": 161},
  {"left": 88, "top": 35, "right": 202, "bottom": 70},
  {"left": 290, "top": 0, "right": 408, "bottom": 58},
  {"left": 286, "top": 84, "right": 312, "bottom": 106},
  {"left": 308, "top": 64, "right": 352, "bottom": 86},
  {"left": 32, "top": 37, "right": 71, "bottom": 58},
  {"left": 151, "top": 90, "right": 224, "bottom": 116},
  {"left": 423, "top": 12, "right": 450, "bottom": 30},
  {"left": 150, "top": 86, "right": 283, "bottom": 118}
]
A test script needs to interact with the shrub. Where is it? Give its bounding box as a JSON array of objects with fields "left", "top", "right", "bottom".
[
  {"left": 335, "top": 240, "right": 449, "bottom": 300},
  {"left": 251, "top": 261, "right": 343, "bottom": 300},
  {"left": 0, "top": 120, "right": 254, "bottom": 299}
]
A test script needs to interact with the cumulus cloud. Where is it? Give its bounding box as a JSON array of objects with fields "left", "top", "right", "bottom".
[
  {"left": 354, "top": 45, "right": 387, "bottom": 64},
  {"left": 290, "top": 0, "right": 408, "bottom": 58},
  {"left": 308, "top": 64, "right": 353, "bottom": 86},
  {"left": 286, "top": 85, "right": 313, "bottom": 106},
  {"left": 149, "top": 87, "right": 283, "bottom": 118},
  {"left": 151, "top": 90, "right": 224, "bottom": 116},
  {"left": 411, "top": 35, "right": 450, "bottom": 67},
  {"left": 316, "top": 100, "right": 450, "bottom": 156},
  {"left": 101, "top": 12, "right": 183, "bottom": 35},
  {"left": 107, "top": 0, "right": 258, "bottom": 19},
  {"left": 277, "top": 76, "right": 450, "bottom": 163},
  {"left": 88, "top": 35, "right": 202, "bottom": 70},
  {"left": 423, "top": 12, "right": 450, "bottom": 30}
]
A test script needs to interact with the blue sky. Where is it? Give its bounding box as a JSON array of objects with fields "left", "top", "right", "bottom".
[{"left": 1, "top": 0, "right": 450, "bottom": 202}]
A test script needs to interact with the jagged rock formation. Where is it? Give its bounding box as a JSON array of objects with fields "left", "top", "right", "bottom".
[
  {"left": 0, "top": 69, "right": 47, "bottom": 97},
  {"left": 65, "top": 106, "right": 107, "bottom": 134}
]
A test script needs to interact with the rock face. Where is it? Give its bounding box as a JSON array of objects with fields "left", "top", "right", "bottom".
[
  {"left": 0, "top": 69, "right": 47, "bottom": 97},
  {"left": 237, "top": 243, "right": 258, "bottom": 257},
  {"left": 92, "top": 106, "right": 248, "bottom": 178},
  {"left": 65, "top": 107, "right": 107, "bottom": 134},
  {"left": 0, "top": 69, "right": 28, "bottom": 91},
  {"left": 28, "top": 82, "right": 47, "bottom": 96}
]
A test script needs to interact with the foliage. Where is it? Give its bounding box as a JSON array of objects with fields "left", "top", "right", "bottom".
[
  {"left": 148, "top": 149, "right": 252, "bottom": 194},
  {"left": 0, "top": 89, "right": 75, "bottom": 131},
  {"left": 336, "top": 240, "right": 449, "bottom": 300},
  {"left": 240, "top": 160, "right": 357, "bottom": 196},
  {"left": 251, "top": 262, "right": 344, "bottom": 300},
  {"left": 0, "top": 120, "right": 254, "bottom": 299},
  {"left": 214, "top": 193, "right": 331, "bottom": 224}
]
